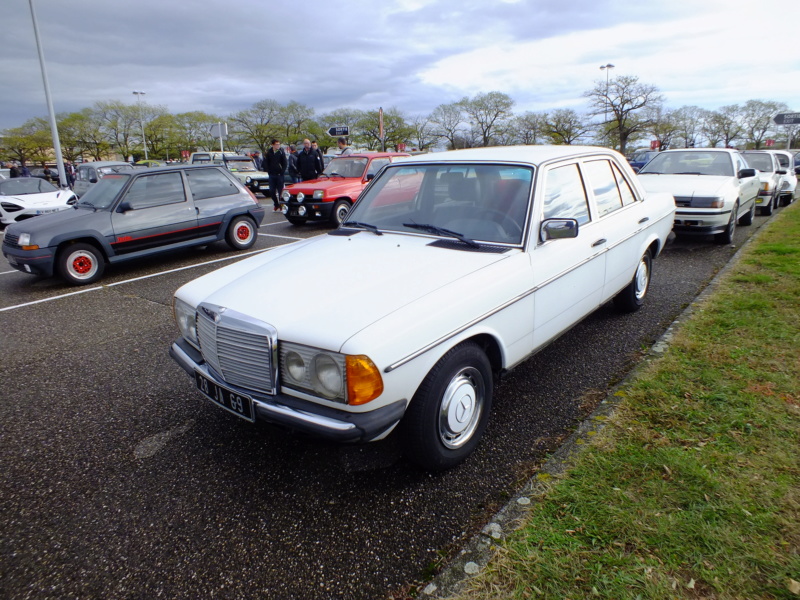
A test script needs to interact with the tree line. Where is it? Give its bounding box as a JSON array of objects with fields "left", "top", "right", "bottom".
[{"left": 1, "top": 75, "right": 797, "bottom": 165}]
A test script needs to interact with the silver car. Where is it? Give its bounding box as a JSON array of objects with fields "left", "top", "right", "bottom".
[{"left": 73, "top": 161, "right": 134, "bottom": 197}]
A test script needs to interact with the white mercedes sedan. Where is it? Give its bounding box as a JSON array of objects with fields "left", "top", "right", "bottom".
[{"left": 170, "top": 146, "right": 675, "bottom": 471}]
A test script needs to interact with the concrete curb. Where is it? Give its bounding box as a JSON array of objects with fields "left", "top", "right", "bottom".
[{"left": 420, "top": 209, "right": 786, "bottom": 599}]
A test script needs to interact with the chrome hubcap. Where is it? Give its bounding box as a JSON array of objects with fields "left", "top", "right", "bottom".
[
  {"left": 438, "top": 367, "right": 484, "bottom": 449},
  {"left": 635, "top": 257, "right": 649, "bottom": 300}
]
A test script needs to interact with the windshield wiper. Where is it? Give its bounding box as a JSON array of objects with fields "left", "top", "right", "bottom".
[
  {"left": 402, "top": 222, "right": 480, "bottom": 248},
  {"left": 76, "top": 200, "right": 96, "bottom": 211},
  {"left": 674, "top": 172, "right": 703, "bottom": 175},
  {"left": 342, "top": 221, "right": 382, "bottom": 235}
]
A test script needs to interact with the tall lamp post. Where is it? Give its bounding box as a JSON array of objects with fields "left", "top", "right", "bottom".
[
  {"left": 599, "top": 63, "right": 615, "bottom": 130},
  {"left": 132, "top": 90, "right": 148, "bottom": 160}
]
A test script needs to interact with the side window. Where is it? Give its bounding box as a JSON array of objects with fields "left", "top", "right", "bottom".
[
  {"left": 611, "top": 163, "right": 637, "bottom": 206},
  {"left": 186, "top": 168, "right": 239, "bottom": 200},
  {"left": 89, "top": 168, "right": 97, "bottom": 181},
  {"left": 735, "top": 155, "right": 747, "bottom": 174},
  {"left": 542, "top": 164, "right": 590, "bottom": 225},
  {"left": 123, "top": 172, "right": 186, "bottom": 209},
  {"left": 775, "top": 154, "right": 790, "bottom": 169},
  {"left": 367, "top": 158, "right": 390, "bottom": 178},
  {"left": 582, "top": 160, "right": 623, "bottom": 217}
]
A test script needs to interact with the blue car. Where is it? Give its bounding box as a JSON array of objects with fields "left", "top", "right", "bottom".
[
  {"left": 629, "top": 150, "right": 660, "bottom": 171},
  {"left": 3, "top": 165, "right": 265, "bottom": 285}
]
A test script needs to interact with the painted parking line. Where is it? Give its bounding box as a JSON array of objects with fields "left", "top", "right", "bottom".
[
  {"left": 258, "top": 232, "right": 304, "bottom": 241},
  {"left": 1, "top": 270, "right": 17, "bottom": 276},
  {"left": 0, "top": 247, "right": 271, "bottom": 313}
]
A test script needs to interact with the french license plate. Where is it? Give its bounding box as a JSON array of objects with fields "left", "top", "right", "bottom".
[{"left": 194, "top": 371, "right": 255, "bottom": 422}]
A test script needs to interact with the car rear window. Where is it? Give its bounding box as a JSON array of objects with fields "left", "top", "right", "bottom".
[{"left": 186, "top": 168, "right": 240, "bottom": 200}]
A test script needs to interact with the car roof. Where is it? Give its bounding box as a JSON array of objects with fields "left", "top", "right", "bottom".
[
  {"left": 78, "top": 161, "right": 132, "bottom": 167},
  {"left": 333, "top": 152, "right": 410, "bottom": 159},
  {"left": 394, "top": 145, "right": 621, "bottom": 167},
  {"left": 660, "top": 148, "right": 738, "bottom": 154}
]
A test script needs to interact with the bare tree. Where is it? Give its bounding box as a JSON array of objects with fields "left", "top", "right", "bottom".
[
  {"left": 704, "top": 105, "right": 743, "bottom": 148},
  {"left": 429, "top": 102, "right": 464, "bottom": 150},
  {"left": 230, "top": 99, "right": 281, "bottom": 154},
  {"left": 94, "top": 100, "right": 140, "bottom": 159},
  {"left": 673, "top": 105, "right": 705, "bottom": 148},
  {"left": 459, "top": 91, "right": 515, "bottom": 147},
  {"left": 584, "top": 75, "right": 663, "bottom": 155},
  {"left": 408, "top": 114, "right": 437, "bottom": 151},
  {"left": 173, "top": 111, "right": 223, "bottom": 153},
  {"left": 741, "top": 99, "right": 788, "bottom": 149},
  {"left": 544, "top": 109, "right": 590, "bottom": 145},
  {"left": 643, "top": 106, "right": 680, "bottom": 150},
  {"left": 513, "top": 111, "right": 547, "bottom": 145}
]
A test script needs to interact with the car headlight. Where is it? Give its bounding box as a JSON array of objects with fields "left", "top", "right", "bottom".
[
  {"left": 173, "top": 297, "right": 199, "bottom": 348},
  {"left": 313, "top": 190, "right": 325, "bottom": 199},
  {"left": 282, "top": 190, "right": 291, "bottom": 201},
  {"left": 246, "top": 176, "right": 252, "bottom": 184},
  {"left": 296, "top": 192, "right": 305, "bottom": 202},
  {"left": 280, "top": 343, "right": 383, "bottom": 405}
]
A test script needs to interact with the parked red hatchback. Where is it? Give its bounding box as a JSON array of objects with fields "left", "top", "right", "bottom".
[{"left": 280, "top": 152, "right": 409, "bottom": 225}]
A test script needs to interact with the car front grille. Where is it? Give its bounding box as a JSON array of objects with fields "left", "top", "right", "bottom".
[
  {"left": 3, "top": 233, "right": 20, "bottom": 248},
  {"left": 196, "top": 304, "right": 277, "bottom": 396},
  {"left": 673, "top": 196, "right": 719, "bottom": 208}
]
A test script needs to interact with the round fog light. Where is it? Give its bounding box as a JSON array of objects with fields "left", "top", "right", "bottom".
[
  {"left": 281, "top": 204, "right": 288, "bottom": 214},
  {"left": 298, "top": 205, "right": 307, "bottom": 216}
]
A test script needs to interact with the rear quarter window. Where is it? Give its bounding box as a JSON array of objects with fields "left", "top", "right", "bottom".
[{"left": 186, "top": 168, "right": 240, "bottom": 200}]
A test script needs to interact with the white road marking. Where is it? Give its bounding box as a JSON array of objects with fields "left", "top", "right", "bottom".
[
  {"left": 0, "top": 286, "right": 103, "bottom": 312},
  {"left": 258, "top": 232, "right": 303, "bottom": 240},
  {"left": 0, "top": 270, "right": 18, "bottom": 275}
]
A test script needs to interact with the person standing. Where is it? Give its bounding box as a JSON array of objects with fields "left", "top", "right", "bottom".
[
  {"left": 20, "top": 163, "right": 31, "bottom": 177},
  {"left": 264, "top": 139, "right": 287, "bottom": 212},
  {"left": 296, "top": 139, "right": 323, "bottom": 181},
  {"left": 252, "top": 151, "right": 262, "bottom": 171},
  {"left": 286, "top": 144, "right": 299, "bottom": 183},
  {"left": 9, "top": 162, "right": 20, "bottom": 178},
  {"left": 337, "top": 137, "right": 353, "bottom": 156}
]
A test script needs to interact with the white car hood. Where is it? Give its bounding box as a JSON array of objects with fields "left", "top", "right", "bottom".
[
  {"left": 4, "top": 190, "right": 72, "bottom": 207},
  {"left": 637, "top": 174, "right": 730, "bottom": 197},
  {"left": 178, "top": 233, "right": 512, "bottom": 351}
]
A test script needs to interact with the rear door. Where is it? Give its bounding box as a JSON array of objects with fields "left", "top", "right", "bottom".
[{"left": 110, "top": 171, "right": 198, "bottom": 255}]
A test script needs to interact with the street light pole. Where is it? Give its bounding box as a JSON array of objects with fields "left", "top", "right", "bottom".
[
  {"left": 132, "top": 90, "right": 148, "bottom": 160},
  {"left": 599, "top": 63, "right": 615, "bottom": 129},
  {"left": 28, "top": 0, "right": 68, "bottom": 188}
]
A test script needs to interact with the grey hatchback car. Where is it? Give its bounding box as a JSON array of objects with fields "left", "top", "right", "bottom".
[{"left": 2, "top": 165, "right": 266, "bottom": 285}]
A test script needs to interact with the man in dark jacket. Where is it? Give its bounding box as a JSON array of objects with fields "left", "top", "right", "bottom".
[
  {"left": 296, "top": 139, "right": 323, "bottom": 181},
  {"left": 264, "top": 139, "right": 287, "bottom": 211}
]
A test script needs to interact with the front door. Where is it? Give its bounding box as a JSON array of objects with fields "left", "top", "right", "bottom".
[{"left": 110, "top": 171, "right": 197, "bottom": 255}]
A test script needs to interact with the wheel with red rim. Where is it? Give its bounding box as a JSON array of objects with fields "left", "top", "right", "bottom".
[
  {"left": 225, "top": 215, "right": 257, "bottom": 250},
  {"left": 58, "top": 242, "right": 105, "bottom": 285}
]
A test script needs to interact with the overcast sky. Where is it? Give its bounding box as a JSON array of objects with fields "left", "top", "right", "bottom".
[{"left": 2, "top": 0, "right": 799, "bottom": 132}]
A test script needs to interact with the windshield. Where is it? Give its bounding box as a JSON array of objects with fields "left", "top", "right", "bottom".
[
  {"left": 323, "top": 157, "right": 368, "bottom": 178},
  {"left": 224, "top": 159, "right": 256, "bottom": 172},
  {"left": 639, "top": 151, "right": 733, "bottom": 177},
  {"left": 0, "top": 178, "right": 58, "bottom": 195},
  {"left": 742, "top": 153, "right": 774, "bottom": 172},
  {"left": 77, "top": 174, "right": 131, "bottom": 209},
  {"left": 345, "top": 163, "right": 534, "bottom": 245}
]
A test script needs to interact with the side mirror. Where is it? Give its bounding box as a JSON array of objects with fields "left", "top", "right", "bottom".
[
  {"left": 89, "top": 177, "right": 98, "bottom": 184},
  {"left": 776, "top": 169, "right": 787, "bottom": 175},
  {"left": 365, "top": 173, "right": 375, "bottom": 181},
  {"left": 540, "top": 218, "right": 579, "bottom": 242},
  {"left": 738, "top": 168, "right": 756, "bottom": 179},
  {"left": 117, "top": 201, "right": 133, "bottom": 213}
]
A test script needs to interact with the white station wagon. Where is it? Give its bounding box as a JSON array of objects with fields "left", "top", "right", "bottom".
[{"left": 170, "top": 146, "right": 676, "bottom": 470}]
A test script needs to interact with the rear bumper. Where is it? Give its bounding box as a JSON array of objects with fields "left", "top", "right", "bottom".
[{"left": 169, "top": 337, "right": 405, "bottom": 442}]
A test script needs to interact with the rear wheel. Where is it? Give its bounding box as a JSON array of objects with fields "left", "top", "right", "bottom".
[
  {"left": 225, "top": 215, "right": 258, "bottom": 250},
  {"left": 58, "top": 242, "right": 105, "bottom": 285},
  {"left": 400, "top": 343, "right": 493, "bottom": 471},
  {"left": 614, "top": 250, "right": 651, "bottom": 312},
  {"left": 715, "top": 201, "right": 737, "bottom": 244},
  {"left": 330, "top": 200, "right": 351, "bottom": 225}
]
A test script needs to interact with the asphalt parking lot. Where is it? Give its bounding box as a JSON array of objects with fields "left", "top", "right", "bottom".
[{"left": 0, "top": 204, "right": 780, "bottom": 599}]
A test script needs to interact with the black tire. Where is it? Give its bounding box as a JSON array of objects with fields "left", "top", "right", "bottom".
[
  {"left": 613, "top": 250, "right": 652, "bottom": 312},
  {"left": 225, "top": 215, "right": 258, "bottom": 250},
  {"left": 715, "top": 202, "right": 737, "bottom": 244},
  {"left": 739, "top": 201, "right": 755, "bottom": 226},
  {"left": 400, "top": 343, "right": 493, "bottom": 471},
  {"left": 57, "top": 242, "right": 105, "bottom": 285},
  {"left": 286, "top": 216, "right": 308, "bottom": 226},
  {"left": 330, "top": 200, "right": 351, "bottom": 226}
]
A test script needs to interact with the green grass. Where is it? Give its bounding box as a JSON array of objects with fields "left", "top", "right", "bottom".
[{"left": 451, "top": 206, "right": 800, "bottom": 600}]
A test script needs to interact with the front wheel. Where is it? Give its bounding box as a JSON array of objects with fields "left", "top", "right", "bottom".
[
  {"left": 400, "top": 343, "right": 493, "bottom": 471},
  {"left": 330, "top": 200, "right": 351, "bottom": 225},
  {"left": 715, "top": 201, "right": 737, "bottom": 244},
  {"left": 58, "top": 242, "right": 105, "bottom": 285},
  {"left": 739, "top": 201, "right": 755, "bottom": 226},
  {"left": 225, "top": 215, "right": 258, "bottom": 250},
  {"left": 614, "top": 250, "right": 651, "bottom": 312},
  {"left": 761, "top": 195, "right": 774, "bottom": 216}
]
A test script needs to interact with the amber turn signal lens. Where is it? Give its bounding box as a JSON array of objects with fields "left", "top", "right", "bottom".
[{"left": 346, "top": 355, "right": 384, "bottom": 405}]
